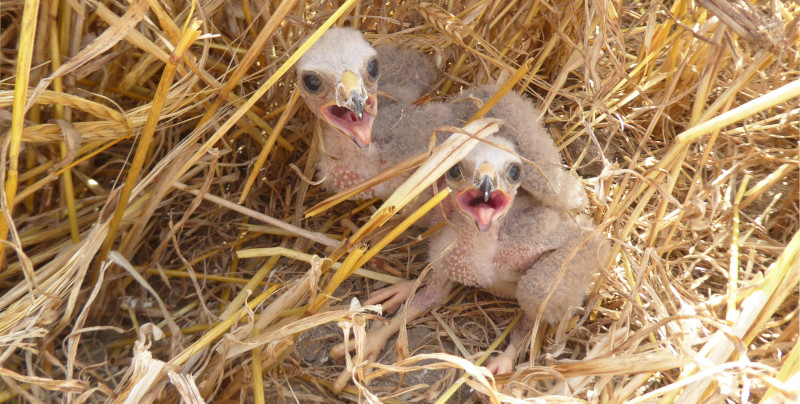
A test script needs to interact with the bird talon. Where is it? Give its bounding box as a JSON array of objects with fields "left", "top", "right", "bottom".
[
  {"left": 329, "top": 334, "right": 385, "bottom": 362},
  {"left": 329, "top": 338, "right": 384, "bottom": 393}
]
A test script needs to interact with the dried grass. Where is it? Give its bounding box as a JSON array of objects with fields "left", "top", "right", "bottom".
[{"left": 1, "top": 0, "right": 798, "bottom": 402}]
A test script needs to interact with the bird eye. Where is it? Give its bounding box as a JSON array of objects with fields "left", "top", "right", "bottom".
[
  {"left": 366, "top": 58, "right": 379, "bottom": 80},
  {"left": 302, "top": 73, "right": 322, "bottom": 93},
  {"left": 507, "top": 164, "right": 521, "bottom": 183},
  {"left": 446, "top": 164, "right": 462, "bottom": 181}
]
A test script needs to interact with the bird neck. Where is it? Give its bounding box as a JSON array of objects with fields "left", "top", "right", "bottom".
[{"left": 320, "top": 127, "right": 371, "bottom": 156}]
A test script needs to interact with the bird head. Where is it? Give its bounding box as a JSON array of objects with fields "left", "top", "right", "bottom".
[
  {"left": 448, "top": 85, "right": 587, "bottom": 210},
  {"left": 446, "top": 136, "right": 522, "bottom": 233},
  {"left": 296, "top": 28, "right": 379, "bottom": 149}
]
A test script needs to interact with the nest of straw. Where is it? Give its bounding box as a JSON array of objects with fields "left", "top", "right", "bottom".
[{"left": 1, "top": 0, "right": 798, "bottom": 402}]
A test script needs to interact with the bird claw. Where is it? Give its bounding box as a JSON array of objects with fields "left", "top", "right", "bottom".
[
  {"left": 330, "top": 280, "right": 421, "bottom": 388},
  {"left": 364, "top": 280, "right": 417, "bottom": 314},
  {"left": 330, "top": 278, "right": 446, "bottom": 392},
  {"left": 329, "top": 341, "right": 349, "bottom": 360}
]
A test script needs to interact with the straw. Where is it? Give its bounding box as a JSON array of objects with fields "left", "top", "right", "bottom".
[{"left": 1, "top": 0, "right": 798, "bottom": 402}]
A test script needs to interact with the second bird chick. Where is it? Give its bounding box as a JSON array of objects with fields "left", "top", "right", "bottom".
[{"left": 331, "top": 132, "right": 606, "bottom": 375}]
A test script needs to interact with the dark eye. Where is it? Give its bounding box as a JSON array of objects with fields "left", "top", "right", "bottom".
[
  {"left": 366, "top": 58, "right": 379, "bottom": 80},
  {"left": 446, "top": 164, "right": 462, "bottom": 181},
  {"left": 507, "top": 164, "right": 521, "bottom": 183},
  {"left": 302, "top": 73, "right": 322, "bottom": 93}
]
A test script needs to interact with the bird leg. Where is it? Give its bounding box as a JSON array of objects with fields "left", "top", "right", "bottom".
[{"left": 485, "top": 315, "right": 534, "bottom": 375}]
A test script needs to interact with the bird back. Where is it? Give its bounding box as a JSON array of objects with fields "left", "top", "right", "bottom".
[{"left": 375, "top": 46, "right": 438, "bottom": 106}]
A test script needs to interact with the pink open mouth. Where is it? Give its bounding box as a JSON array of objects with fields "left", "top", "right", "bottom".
[
  {"left": 321, "top": 96, "right": 376, "bottom": 149},
  {"left": 455, "top": 188, "right": 512, "bottom": 232}
]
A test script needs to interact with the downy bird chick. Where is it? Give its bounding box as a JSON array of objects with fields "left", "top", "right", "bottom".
[
  {"left": 331, "top": 92, "right": 606, "bottom": 375},
  {"left": 329, "top": 135, "right": 525, "bottom": 367},
  {"left": 296, "top": 28, "right": 441, "bottom": 199}
]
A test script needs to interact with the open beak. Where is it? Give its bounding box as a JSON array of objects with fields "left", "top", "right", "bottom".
[
  {"left": 320, "top": 70, "right": 376, "bottom": 149},
  {"left": 455, "top": 163, "right": 514, "bottom": 232}
]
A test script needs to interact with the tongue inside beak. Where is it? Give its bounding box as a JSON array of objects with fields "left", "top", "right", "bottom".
[
  {"left": 476, "top": 206, "right": 494, "bottom": 229},
  {"left": 322, "top": 96, "right": 376, "bottom": 148},
  {"left": 456, "top": 188, "right": 513, "bottom": 232}
]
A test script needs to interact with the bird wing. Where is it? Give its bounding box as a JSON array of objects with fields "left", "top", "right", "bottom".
[{"left": 500, "top": 193, "right": 606, "bottom": 324}]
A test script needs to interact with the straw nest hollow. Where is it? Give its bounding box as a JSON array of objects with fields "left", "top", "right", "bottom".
[{"left": 0, "top": 0, "right": 798, "bottom": 402}]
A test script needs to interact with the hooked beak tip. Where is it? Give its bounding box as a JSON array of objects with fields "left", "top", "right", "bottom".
[
  {"left": 479, "top": 176, "right": 493, "bottom": 203},
  {"left": 350, "top": 91, "right": 365, "bottom": 121}
]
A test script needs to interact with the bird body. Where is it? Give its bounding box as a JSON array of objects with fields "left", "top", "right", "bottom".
[
  {"left": 429, "top": 194, "right": 576, "bottom": 301},
  {"left": 374, "top": 44, "right": 438, "bottom": 106},
  {"left": 428, "top": 134, "right": 603, "bottom": 326},
  {"left": 314, "top": 128, "right": 383, "bottom": 198},
  {"left": 427, "top": 136, "right": 525, "bottom": 296}
]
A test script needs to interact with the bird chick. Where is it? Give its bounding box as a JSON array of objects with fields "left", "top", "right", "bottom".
[
  {"left": 329, "top": 136, "right": 522, "bottom": 367},
  {"left": 296, "top": 28, "right": 442, "bottom": 199},
  {"left": 426, "top": 99, "right": 607, "bottom": 371},
  {"left": 331, "top": 129, "right": 606, "bottom": 378}
]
